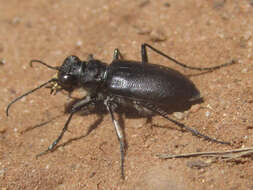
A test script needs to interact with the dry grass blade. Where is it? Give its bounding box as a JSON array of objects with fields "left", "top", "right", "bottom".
[{"left": 157, "top": 147, "right": 253, "bottom": 159}]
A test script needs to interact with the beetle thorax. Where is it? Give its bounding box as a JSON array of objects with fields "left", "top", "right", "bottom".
[{"left": 79, "top": 59, "right": 107, "bottom": 90}]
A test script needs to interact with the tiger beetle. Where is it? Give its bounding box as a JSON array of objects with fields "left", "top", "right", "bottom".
[{"left": 6, "top": 43, "right": 235, "bottom": 179}]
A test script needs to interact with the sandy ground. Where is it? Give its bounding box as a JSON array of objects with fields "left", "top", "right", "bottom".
[{"left": 1, "top": 0, "right": 253, "bottom": 189}]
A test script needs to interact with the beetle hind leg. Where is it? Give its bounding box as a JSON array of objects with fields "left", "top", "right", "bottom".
[
  {"left": 138, "top": 102, "right": 231, "bottom": 145},
  {"left": 141, "top": 44, "right": 149, "bottom": 64},
  {"left": 141, "top": 43, "right": 181, "bottom": 65},
  {"left": 141, "top": 43, "right": 236, "bottom": 70}
]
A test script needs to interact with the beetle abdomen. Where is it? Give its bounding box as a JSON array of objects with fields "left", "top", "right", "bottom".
[{"left": 105, "top": 60, "right": 200, "bottom": 105}]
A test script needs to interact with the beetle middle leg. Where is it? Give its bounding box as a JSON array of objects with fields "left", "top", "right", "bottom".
[
  {"left": 104, "top": 97, "right": 125, "bottom": 179},
  {"left": 36, "top": 96, "right": 97, "bottom": 157},
  {"left": 139, "top": 102, "right": 231, "bottom": 145},
  {"left": 141, "top": 43, "right": 184, "bottom": 64}
]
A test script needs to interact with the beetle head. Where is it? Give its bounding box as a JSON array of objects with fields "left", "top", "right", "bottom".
[
  {"left": 55, "top": 55, "right": 84, "bottom": 92},
  {"left": 6, "top": 55, "right": 85, "bottom": 116}
]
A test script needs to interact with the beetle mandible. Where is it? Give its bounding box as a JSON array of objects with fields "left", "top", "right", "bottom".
[{"left": 6, "top": 43, "right": 235, "bottom": 179}]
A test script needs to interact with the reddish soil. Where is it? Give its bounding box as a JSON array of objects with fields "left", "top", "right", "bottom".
[{"left": 1, "top": 1, "right": 253, "bottom": 189}]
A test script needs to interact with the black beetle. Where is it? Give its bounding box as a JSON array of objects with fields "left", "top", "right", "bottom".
[{"left": 6, "top": 43, "right": 235, "bottom": 179}]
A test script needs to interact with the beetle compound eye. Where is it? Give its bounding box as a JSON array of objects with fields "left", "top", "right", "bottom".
[
  {"left": 58, "top": 74, "right": 76, "bottom": 87},
  {"left": 62, "top": 74, "right": 72, "bottom": 83}
]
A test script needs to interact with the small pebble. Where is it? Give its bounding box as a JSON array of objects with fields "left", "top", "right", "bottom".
[
  {"left": 150, "top": 29, "right": 167, "bottom": 42},
  {"left": 164, "top": 2, "right": 171, "bottom": 7},
  {"left": 135, "top": 25, "right": 151, "bottom": 35},
  {"left": 243, "top": 31, "right": 252, "bottom": 41},
  {"left": 173, "top": 112, "right": 184, "bottom": 120},
  {"left": 139, "top": 0, "right": 150, "bottom": 8},
  {"left": 0, "top": 127, "right": 6, "bottom": 134},
  {"left": 76, "top": 40, "right": 83, "bottom": 48},
  {"left": 205, "top": 111, "right": 210, "bottom": 117},
  {"left": 12, "top": 17, "right": 21, "bottom": 25},
  {"left": 0, "top": 168, "right": 7, "bottom": 177},
  {"left": 213, "top": 0, "right": 226, "bottom": 9},
  {"left": 241, "top": 68, "right": 248, "bottom": 73},
  {"left": 187, "top": 160, "right": 210, "bottom": 169},
  {"left": 190, "top": 104, "right": 201, "bottom": 113},
  {"left": 0, "top": 59, "right": 6, "bottom": 65}
]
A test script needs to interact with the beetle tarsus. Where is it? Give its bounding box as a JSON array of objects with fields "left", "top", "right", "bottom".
[{"left": 44, "top": 112, "right": 74, "bottom": 155}]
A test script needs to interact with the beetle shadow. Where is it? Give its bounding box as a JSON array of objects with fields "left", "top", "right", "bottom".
[
  {"left": 38, "top": 100, "right": 107, "bottom": 151},
  {"left": 20, "top": 116, "right": 104, "bottom": 151},
  {"left": 65, "top": 96, "right": 204, "bottom": 130},
  {"left": 55, "top": 114, "right": 104, "bottom": 149},
  {"left": 22, "top": 97, "right": 203, "bottom": 154},
  {"left": 20, "top": 101, "right": 105, "bottom": 153},
  {"left": 121, "top": 98, "right": 203, "bottom": 118},
  {"left": 20, "top": 114, "right": 63, "bottom": 134}
]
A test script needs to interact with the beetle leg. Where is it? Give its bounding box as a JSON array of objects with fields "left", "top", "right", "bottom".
[
  {"left": 141, "top": 43, "right": 186, "bottom": 65},
  {"left": 113, "top": 48, "right": 124, "bottom": 60},
  {"left": 104, "top": 97, "right": 125, "bottom": 179},
  {"left": 141, "top": 43, "right": 236, "bottom": 70},
  {"left": 36, "top": 96, "right": 96, "bottom": 158},
  {"left": 139, "top": 102, "right": 231, "bottom": 145},
  {"left": 141, "top": 44, "right": 148, "bottom": 63},
  {"left": 87, "top": 54, "right": 94, "bottom": 61}
]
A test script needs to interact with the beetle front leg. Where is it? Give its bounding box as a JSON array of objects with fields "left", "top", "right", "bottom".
[
  {"left": 36, "top": 112, "right": 74, "bottom": 158},
  {"left": 36, "top": 96, "right": 96, "bottom": 158},
  {"left": 105, "top": 97, "right": 125, "bottom": 179}
]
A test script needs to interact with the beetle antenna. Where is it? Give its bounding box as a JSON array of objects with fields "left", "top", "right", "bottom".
[
  {"left": 6, "top": 79, "right": 58, "bottom": 116},
  {"left": 30, "top": 60, "right": 60, "bottom": 70}
]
